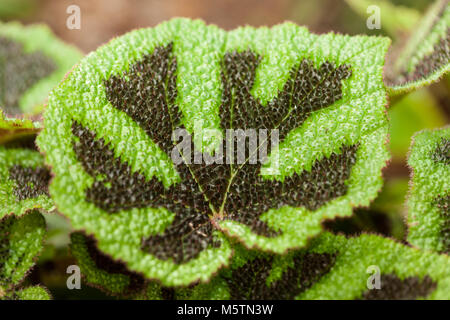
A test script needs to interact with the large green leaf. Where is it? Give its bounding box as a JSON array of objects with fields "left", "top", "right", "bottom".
[
  {"left": 407, "top": 127, "right": 449, "bottom": 254},
  {"left": 0, "top": 146, "right": 53, "bottom": 218},
  {"left": 0, "top": 211, "right": 47, "bottom": 299},
  {"left": 38, "top": 18, "right": 390, "bottom": 286},
  {"left": 386, "top": 0, "right": 450, "bottom": 94},
  {"left": 181, "top": 233, "right": 450, "bottom": 300},
  {"left": 0, "top": 21, "right": 82, "bottom": 117}
]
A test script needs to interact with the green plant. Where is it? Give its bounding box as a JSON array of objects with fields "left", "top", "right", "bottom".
[
  {"left": 0, "top": 21, "right": 82, "bottom": 118},
  {"left": 0, "top": 146, "right": 53, "bottom": 218},
  {"left": 385, "top": 0, "right": 450, "bottom": 94},
  {"left": 178, "top": 232, "right": 450, "bottom": 300},
  {"left": 407, "top": 127, "right": 449, "bottom": 254},
  {"left": 37, "top": 18, "right": 391, "bottom": 286},
  {"left": 1, "top": 1, "right": 449, "bottom": 300},
  {"left": 0, "top": 211, "right": 50, "bottom": 300}
]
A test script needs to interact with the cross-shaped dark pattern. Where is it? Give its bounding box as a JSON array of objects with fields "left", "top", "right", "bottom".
[
  {"left": 72, "top": 43, "right": 358, "bottom": 264},
  {"left": 0, "top": 37, "right": 56, "bottom": 115}
]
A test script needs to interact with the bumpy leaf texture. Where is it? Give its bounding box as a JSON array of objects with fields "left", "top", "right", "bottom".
[
  {"left": 0, "top": 21, "right": 82, "bottom": 117},
  {"left": 0, "top": 146, "right": 53, "bottom": 218},
  {"left": 180, "top": 233, "right": 450, "bottom": 300},
  {"left": 4, "top": 285, "right": 51, "bottom": 300},
  {"left": 38, "top": 18, "right": 390, "bottom": 286},
  {"left": 407, "top": 127, "right": 450, "bottom": 254},
  {"left": 0, "top": 211, "right": 48, "bottom": 300},
  {"left": 70, "top": 232, "right": 167, "bottom": 299},
  {"left": 386, "top": 0, "right": 450, "bottom": 94}
]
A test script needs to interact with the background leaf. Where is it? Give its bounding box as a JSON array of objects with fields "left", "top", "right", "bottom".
[
  {"left": 3, "top": 285, "right": 51, "bottom": 300},
  {"left": 386, "top": 0, "right": 450, "bottom": 94},
  {"left": 407, "top": 127, "right": 449, "bottom": 254},
  {"left": 0, "top": 21, "right": 82, "bottom": 117},
  {"left": 344, "top": 0, "right": 421, "bottom": 38},
  {"left": 38, "top": 18, "right": 390, "bottom": 286},
  {"left": 0, "top": 146, "right": 53, "bottom": 218},
  {"left": 70, "top": 231, "right": 165, "bottom": 299},
  {"left": 0, "top": 211, "right": 46, "bottom": 297}
]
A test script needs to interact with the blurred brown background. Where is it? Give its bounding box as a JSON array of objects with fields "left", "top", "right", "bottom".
[{"left": 1, "top": 0, "right": 434, "bottom": 53}]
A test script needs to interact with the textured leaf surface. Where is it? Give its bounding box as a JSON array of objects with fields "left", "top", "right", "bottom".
[
  {"left": 0, "top": 211, "right": 46, "bottom": 298},
  {"left": 183, "top": 233, "right": 450, "bottom": 300},
  {"left": 386, "top": 0, "right": 450, "bottom": 94},
  {"left": 0, "top": 146, "right": 53, "bottom": 218},
  {"left": 15, "top": 285, "right": 51, "bottom": 300},
  {"left": 0, "top": 21, "right": 82, "bottom": 117},
  {"left": 407, "top": 127, "right": 450, "bottom": 254},
  {"left": 70, "top": 231, "right": 165, "bottom": 299},
  {"left": 388, "top": 88, "right": 447, "bottom": 160},
  {"left": 38, "top": 18, "right": 390, "bottom": 286},
  {"left": 2, "top": 285, "right": 51, "bottom": 300}
]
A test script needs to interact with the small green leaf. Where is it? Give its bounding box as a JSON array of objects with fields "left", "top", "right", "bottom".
[
  {"left": 0, "top": 146, "right": 53, "bottom": 218},
  {"left": 407, "top": 127, "right": 450, "bottom": 254},
  {"left": 0, "top": 21, "right": 82, "bottom": 117},
  {"left": 38, "top": 18, "right": 390, "bottom": 286},
  {"left": 0, "top": 211, "right": 46, "bottom": 297},
  {"left": 2, "top": 285, "right": 51, "bottom": 300},
  {"left": 386, "top": 0, "right": 450, "bottom": 94},
  {"left": 184, "top": 232, "right": 450, "bottom": 300},
  {"left": 0, "top": 109, "right": 40, "bottom": 145},
  {"left": 70, "top": 231, "right": 165, "bottom": 299}
]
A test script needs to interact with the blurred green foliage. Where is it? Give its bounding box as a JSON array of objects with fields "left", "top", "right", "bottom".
[{"left": 0, "top": 0, "right": 35, "bottom": 19}]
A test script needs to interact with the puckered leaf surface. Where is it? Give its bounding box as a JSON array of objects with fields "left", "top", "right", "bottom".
[
  {"left": 181, "top": 233, "right": 450, "bottom": 300},
  {"left": 0, "top": 21, "right": 82, "bottom": 117},
  {"left": 0, "top": 211, "right": 46, "bottom": 299},
  {"left": 0, "top": 146, "right": 53, "bottom": 218},
  {"left": 38, "top": 18, "right": 390, "bottom": 286},
  {"left": 386, "top": 0, "right": 450, "bottom": 94},
  {"left": 70, "top": 231, "right": 166, "bottom": 299},
  {"left": 9, "top": 285, "right": 51, "bottom": 300},
  {"left": 407, "top": 127, "right": 450, "bottom": 254}
]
